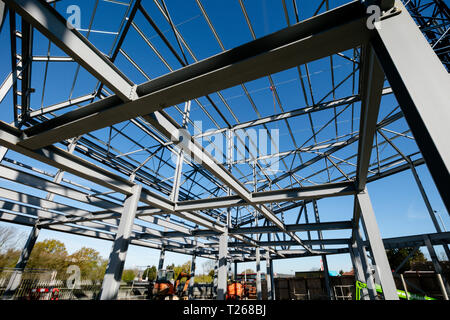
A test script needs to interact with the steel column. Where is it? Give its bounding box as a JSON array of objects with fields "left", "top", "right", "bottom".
[
  {"left": 371, "top": 0, "right": 450, "bottom": 211},
  {"left": 410, "top": 162, "right": 450, "bottom": 260},
  {"left": 255, "top": 245, "right": 262, "bottom": 300},
  {"left": 99, "top": 184, "right": 142, "bottom": 300},
  {"left": 2, "top": 225, "right": 40, "bottom": 300},
  {"left": 265, "top": 250, "right": 273, "bottom": 300},
  {"left": 312, "top": 200, "right": 333, "bottom": 300},
  {"left": 188, "top": 253, "right": 196, "bottom": 300},
  {"left": 354, "top": 229, "right": 377, "bottom": 299},
  {"left": 424, "top": 235, "right": 450, "bottom": 299},
  {"left": 356, "top": 190, "right": 398, "bottom": 300},
  {"left": 2, "top": 0, "right": 136, "bottom": 102},
  {"left": 348, "top": 244, "right": 370, "bottom": 300},
  {"left": 158, "top": 248, "right": 165, "bottom": 271},
  {"left": 216, "top": 231, "right": 228, "bottom": 300}
]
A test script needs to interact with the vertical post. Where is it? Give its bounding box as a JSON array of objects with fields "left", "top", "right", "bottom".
[
  {"left": 400, "top": 274, "right": 409, "bottom": 300},
  {"left": 265, "top": 250, "right": 273, "bottom": 300},
  {"left": 371, "top": 0, "right": 450, "bottom": 211},
  {"left": 217, "top": 231, "right": 228, "bottom": 300},
  {"left": 213, "top": 259, "right": 218, "bottom": 297},
  {"left": 99, "top": 184, "right": 142, "bottom": 300},
  {"left": 158, "top": 248, "right": 165, "bottom": 271},
  {"left": 357, "top": 190, "right": 398, "bottom": 300},
  {"left": 188, "top": 254, "right": 196, "bottom": 300},
  {"left": 2, "top": 225, "right": 40, "bottom": 300},
  {"left": 312, "top": 200, "right": 333, "bottom": 300},
  {"left": 355, "top": 229, "right": 377, "bottom": 299},
  {"left": 0, "top": 146, "right": 8, "bottom": 162},
  {"left": 255, "top": 245, "right": 262, "bottom": 300},
  {"left": 410, "top": 163, "right": 450, "bottom": 260},
  {"left": 349, "top": 243, "right": 372, "bottom": 300},
  {"left": 424, "top": 235, "right": 450, "bottom": 299}
]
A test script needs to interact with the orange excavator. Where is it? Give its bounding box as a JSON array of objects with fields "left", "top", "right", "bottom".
[{"left": 152, "top": 269, "right": 191, "bottom": 300}]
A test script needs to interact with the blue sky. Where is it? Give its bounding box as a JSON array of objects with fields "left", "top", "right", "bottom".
[{"left": 0, "top": 0, "right": 448, "bottom": 276}]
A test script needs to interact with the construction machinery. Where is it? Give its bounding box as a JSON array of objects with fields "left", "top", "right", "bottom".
[
  {"left": 151, "top": 269, "right": 191, "bottom": 300},
  {"left": 226, "top": 281, "right": 246, "bottom": 300}
]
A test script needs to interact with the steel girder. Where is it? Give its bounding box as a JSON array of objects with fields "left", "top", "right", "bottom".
[
  {"left": 16, "top": 0, "right": 371, "bottom": 150},
  {"left": 371, "top": 0, "right": 450, "bottom": 211}
]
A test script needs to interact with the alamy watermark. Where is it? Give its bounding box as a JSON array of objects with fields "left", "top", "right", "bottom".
[{"left": 170, "top": 121, "right": 281, "bottom": 175}]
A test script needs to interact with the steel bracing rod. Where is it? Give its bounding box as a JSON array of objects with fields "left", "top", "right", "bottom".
[
  {"left": 175, "top": 181, "right": 355, "bottom": 212},
  {"left": 2, "top": 0, "right": 137, "bottom": 102},
  {"left": 143, "top": 112, "right": 310, "bottom": 250},
  {"left": 18, "top": 0, "right": 371, "bottom": 150},
  {"left": 123, "top": 20, "right": 274, "bottom": 191},
  {"left": 191, "top": 87, "right": 392, "bottom": 143},
  {"left": 0, "top": 121, "right": 227, "bottom": 231},
  {"left": 0, "top": 60, "right": 23, "bottom": 105},
  {"left": 291, "top": 123, "right": 414, "bottom": 188},
  {"left": 27, "top": 93, "right": 97, "bottom": 118},
  {"left": 371, "top": 0, "right": 450, "bottom": 211},
  {"left": 193, "top": 0, "right": 293, "bottom": 180},
  {"left": 377, "top": 129, "right": 450, "bottom": 257},
  {"left": 0, "top": 209, "right": 216, "bottom": 260},
  {"left": 2, "top": 136, "right": 272, "bottom": 254},
  {"left": 8, "top": 8, "right": 19, "bottom": 125}
]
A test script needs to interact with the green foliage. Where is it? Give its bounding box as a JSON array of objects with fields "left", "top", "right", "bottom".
[
  {"left": 27, "top": 239, "right": 69, "bottom": 274},
  {"left": 122, "top": 269, "right": 137, "bottom": 282},
  {"left": 0, "top": 231, "right": 108, "bottom": 282},
  {"left": 194, "top": 274, "right": 213, "bottom": 284},
  {"left": 143, "top": 265, "right": 157, "bottom": 281},
  {"left": 386, "top": 247, "right": 427, "bottom": 273},
  {"left": 67, "top": 247, "right": 107, "bottom": 280},
  {"left": 0, "top": 248, "right": 21, "bottom": 269}
]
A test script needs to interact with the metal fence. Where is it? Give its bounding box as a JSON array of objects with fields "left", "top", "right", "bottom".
[{"left": 0, "top": 268, "right": 103, "bottom": 300}]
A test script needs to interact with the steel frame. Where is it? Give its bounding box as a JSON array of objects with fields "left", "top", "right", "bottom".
[{"left": 0, "top": 0, "right": 448, "bottom": 301}]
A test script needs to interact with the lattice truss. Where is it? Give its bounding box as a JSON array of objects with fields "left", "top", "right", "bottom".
[{"left": 0, "top": 0, "right": 448, "bottom": 265}]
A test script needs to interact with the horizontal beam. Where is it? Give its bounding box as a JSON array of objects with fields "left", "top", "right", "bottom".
[
  {"left": 18, "top": 0, "right": 370, "bottom": 150},
  {"left": 371, "top": 0, "right": 450, "bottom": 211},
  {"left": 175, "top": 182, "right": 356, "bottom": 211},
  {"left": 227, "top": 238, "right": 350, "bottom": 247},
  {"left": 230, "top": 221, "right": 353, "bottom": 235},
  {"left": 3, "top": 0, "right": 136, "bottom": 102}
]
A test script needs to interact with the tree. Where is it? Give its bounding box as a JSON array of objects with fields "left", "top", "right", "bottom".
[
  {"left": 143, "top": 265, "right": 157, "bottom": 281},
  {"left": 68, "top": 247, "right": 107, "bottom": 280},
  {"left": 0, "top": 225, "right": 25, "bottom": 252},
  {"left": 27, "top": 239, "right": 69, "bottom": 274},
  {"left": 386, "top": 247, "right": 427, "bottom": 273},
  {"left": 122, "top": 269, "right": 137, "bottom": 282},
  {"left": 0, "top": 248, "right": 21, "bottom": 269},
  {"left": 202, "top": 260, "right": 215, "bottom": 277}
]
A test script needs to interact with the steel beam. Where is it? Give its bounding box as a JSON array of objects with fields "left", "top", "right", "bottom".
[
  {"left": 2, "top": 225, "right": 40, "bottom": 300},
  {"left": 424, "top": 235, "right": 450, "bottom": 298},
  {"left": 3, "top": 0, "right": 136, "bottom": 102},
  {"left": 216, "top": 231, "right": 228, "bottom": 300},
  {"left": 18, "top": 0, "right": 370, "bottom": 150},
  {"left": 371, "top": 0, "right": 450, "bottom": 211},
  {"left": 355, "top": 44, "right": 385, "bottom": 191},
  {"left": 176, "top": 182, "right": 355, "bottom": 212},
  {"left": 100, "top": 184, "right": 142, "bottom": 300},
  {"left": 357, "top": 190, "right": 398, "bottom": 300}
]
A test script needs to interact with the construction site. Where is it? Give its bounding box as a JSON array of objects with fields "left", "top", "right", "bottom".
[{"left": 0, "top": 0, "right": 449, "bottom": 302}]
